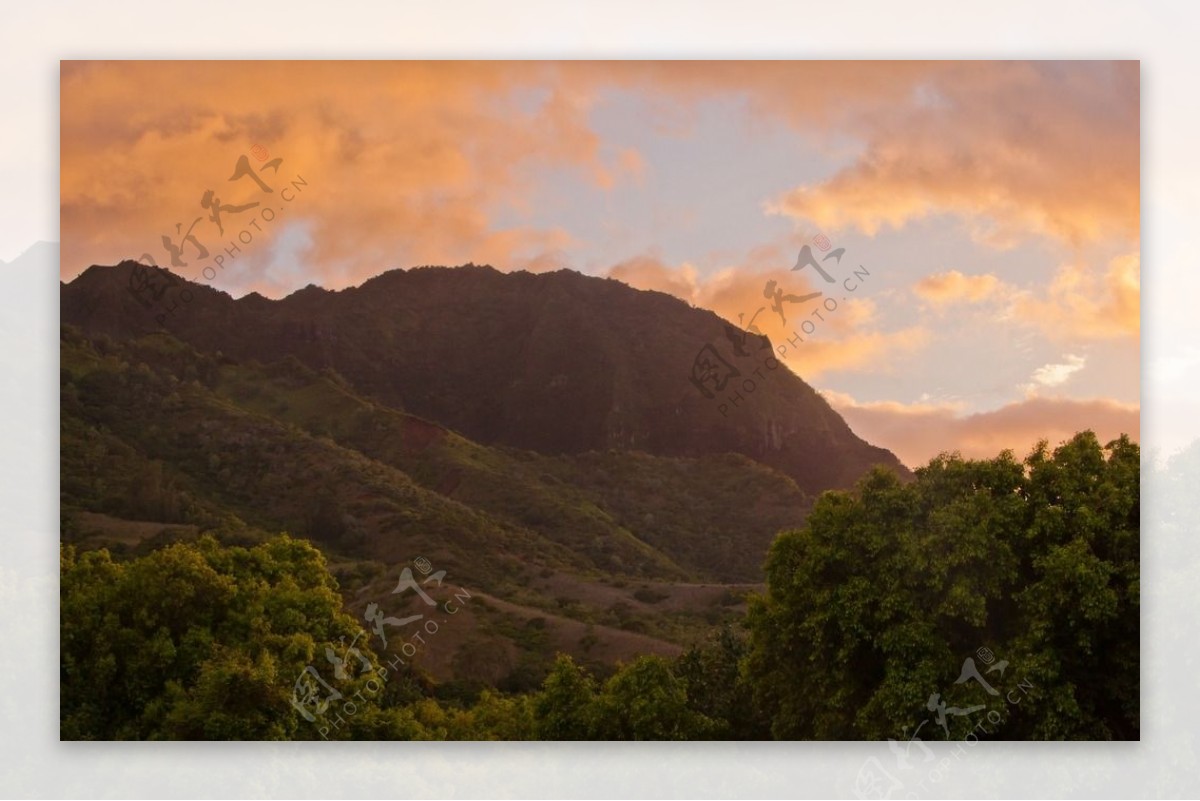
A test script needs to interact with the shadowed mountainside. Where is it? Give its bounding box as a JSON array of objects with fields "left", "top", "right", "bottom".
[
  {"left": 62, "top": 261, "right": 907, "bottom": 496},
  {"left": 60, "top": 324, "right": 804, "bottom": 683}
]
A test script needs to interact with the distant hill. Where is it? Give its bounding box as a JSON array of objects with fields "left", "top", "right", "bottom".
[{"left": 62, "top": 261, "right": 907, "bottom": 496}]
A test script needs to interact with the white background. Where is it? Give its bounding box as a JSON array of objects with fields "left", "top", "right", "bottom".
[{"left": 0, "top": 1, "right": 1193, "bottom": 797}]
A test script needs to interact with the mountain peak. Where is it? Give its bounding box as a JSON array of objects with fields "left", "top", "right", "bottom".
[{"left": 62, "top": 262, "right": 906, "bottom": 494}]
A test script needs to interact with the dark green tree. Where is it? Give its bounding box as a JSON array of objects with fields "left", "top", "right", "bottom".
[
  {"left": 745, "top": 432, "right": 1139, "bottom": 740},
  {"left": 675, "top": 625, "right": 769, "bottom": 739}
]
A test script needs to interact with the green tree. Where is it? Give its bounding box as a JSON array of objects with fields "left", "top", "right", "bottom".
[
  {"left": 61, "top": 534, "right": 385, "bottom": 740},
  {"left": 460, "top": 690, "right": 536, "bottom": 740},
  {"left": 591, "top": 655, "right": 716, "bottom": 740},
  {"left": 745, "top": 432, "right": 1139, "bottom": 740},
  {"left": 675, "top": 625, "right": 769, "bottom": 739},
  {"left": 532, "top": 654, "right": 598, "bottom": 739}
]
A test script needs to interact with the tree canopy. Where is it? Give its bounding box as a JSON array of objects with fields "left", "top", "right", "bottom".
[
  {"left": 61, "top": 431, "right": 1138, "bottom": 740},
  {"left": 744, "top": 432, "right": 1139, "bottom": 740}
]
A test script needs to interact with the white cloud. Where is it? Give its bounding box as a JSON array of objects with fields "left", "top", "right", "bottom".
[{"left": 1028, "top": 354, "right": 1086, "bottom": 391}]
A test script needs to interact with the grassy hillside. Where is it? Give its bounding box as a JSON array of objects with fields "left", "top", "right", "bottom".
[{"left": 61, "top": 325, "right": 809, "bottom": 686}]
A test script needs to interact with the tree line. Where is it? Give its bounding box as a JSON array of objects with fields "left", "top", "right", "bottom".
[{"left": 61, "top": 431, "right": 1138, "bottom": 740}]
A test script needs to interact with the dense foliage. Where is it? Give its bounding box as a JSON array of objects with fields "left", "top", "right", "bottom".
[
  {"left": 61, "top": 433, "right": 1138, "bottom": 740},
  {"left": 60, "top": 325, "right": 804, "bottom": 660},
  {"left": 746, "top": 431, "right": 1139, "bottom": 740},
  {"left": 61, "top": 535, "right": 373, "bottom": 739},
  {"left": 61, "top": 534, "right": 726, "bottom": 740}
]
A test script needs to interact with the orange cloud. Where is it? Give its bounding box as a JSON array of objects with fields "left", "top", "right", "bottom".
[
  {"left": 607, "top": 249, "right": 929, "bottom": 378},
  {"left": 60, "top": 61, "right": 635, "bottom": 289},
  {"left": 61, "top": 59, "right": 1139, "bottom": 339},
  {"left": 608, "top": 254, "right": 701, "bottom": 303},
  {"left": 908, "top": 254, "right": 1139, "bottom": 342},
  {"left": 766, "top": 61, "right": 1139, "bottom": 249},
  {"left": 1014, "top": 253, "right": 1140, "bottom": 340},
  {"left": 913, "top": 270, "right": 1001, "bottom": 306},
  {"left": 823, "top": 390, "right": 1139, "bottom": 469}
]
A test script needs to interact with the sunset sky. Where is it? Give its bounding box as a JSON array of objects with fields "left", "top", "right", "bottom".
[{"left": 60, "top": 60, "right": 1139, "bottom": 467}]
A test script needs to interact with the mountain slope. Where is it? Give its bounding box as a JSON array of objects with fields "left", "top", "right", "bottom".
[
  {"left": 60, "top": 324, "right": 809, "bottom": 682},
  {"left": 60, "top": 326, "right": 811, "bottom": 582},
  {"left": 62, "top": 261, "right": 907, "bottom": 495}
]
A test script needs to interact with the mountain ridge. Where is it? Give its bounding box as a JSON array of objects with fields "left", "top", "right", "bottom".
[{"left": 61, "top": 260, "right": 908, "bottom": 496}]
